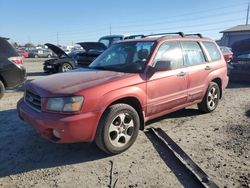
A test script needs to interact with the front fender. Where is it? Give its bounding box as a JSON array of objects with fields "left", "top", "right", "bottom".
[{"left": 96, "top": 84, "right": 146, "bottom": 114}]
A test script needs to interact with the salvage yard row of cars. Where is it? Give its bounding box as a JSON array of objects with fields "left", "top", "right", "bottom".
[{"left": 0, "top": 32, "right": 249, "bottom": 154}]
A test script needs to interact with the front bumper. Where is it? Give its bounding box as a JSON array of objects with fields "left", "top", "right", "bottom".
[{"left": 17, "top": 98, "right": 100, "bottom": 143}]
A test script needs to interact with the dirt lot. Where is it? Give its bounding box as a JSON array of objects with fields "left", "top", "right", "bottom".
[{"left": 0, "top": 59, "right": 249, "bottom": 188}]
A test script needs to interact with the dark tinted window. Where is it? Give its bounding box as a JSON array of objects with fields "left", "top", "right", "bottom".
[
  {"left": 181, "top": 41, "right": 206, "bottom": 66},
  {"left": 154, "top": 41, "right": 183, "bottom": 69},
  {"left": 237, "top": 53, "right": 250, "bottom": 59},
  {"left": 203, "top": 42, "right": 221, "bottom": 61},
  {"left": 0, "top": 38, "right": 18, "bottom": 58}
]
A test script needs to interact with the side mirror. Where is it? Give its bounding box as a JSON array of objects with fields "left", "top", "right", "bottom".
[{"left": 154, "top": 60, "right": 171, "bottom": 71}]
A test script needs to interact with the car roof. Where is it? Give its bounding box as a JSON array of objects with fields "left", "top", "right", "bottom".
[{"left": 0, "top": 37, "right": 10, "bottom": 40}]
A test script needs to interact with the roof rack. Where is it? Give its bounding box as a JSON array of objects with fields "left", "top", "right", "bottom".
[
  {"left": 143, "top": 32, "right": 185, "bottom": 38},
  {"left": 142, "top": 32, "right": 203, "bottom": 39},
  {"left": 184, "top": 33, "right": 203, "bottom": 38},
  {"left": 124, "top": 34, "right": 145, "bottom": 40}
]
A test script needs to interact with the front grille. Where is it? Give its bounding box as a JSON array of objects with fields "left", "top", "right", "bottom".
[{"left": 25, "top": 90, "right": 41, "bottom": 111}]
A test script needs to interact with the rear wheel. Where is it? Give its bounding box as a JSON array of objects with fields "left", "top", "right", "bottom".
[
  {"left": 0, "top": 80, "right": 5, "bottom": 99},
  {"left": 198, "top": 82, "right": 220, "bottom": 113},
  {"left": 59, "top": 63, "right": 73, "bottom": 72},
  {"left": 47, "top": 54, "right": 51, "bottom": 58},
  {"left": 95, "top": 104, "right": 140, "bottom": 155}
]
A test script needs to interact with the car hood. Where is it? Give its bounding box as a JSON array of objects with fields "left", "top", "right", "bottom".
[
  {"left": 28, "top": 68, "right": 130, "bottom": 97},
  {"left": 45, "top": 43, "right": 68, "bottom": 58},
  {"left": 77, "top": 42, "right": 107, "bottom": 52}
]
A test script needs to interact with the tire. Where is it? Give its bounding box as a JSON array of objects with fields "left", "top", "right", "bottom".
[
  {"left": 59, "top": 62, "right": 73, "bottom": 72},
  {"left": 0, "top": 80, "right": 5, "bottom": 99},
  {"left": 47, "top": 54, "right": 51, "bottom": 58},
  {"left": 95, "top": 104, "right": 140, "bottom": 155},
  {"left": 198, "top": 82, "right": 220, "bottom": 113},
  {"left": 34, "top": 55, "right": 38, "bottom": 58}
]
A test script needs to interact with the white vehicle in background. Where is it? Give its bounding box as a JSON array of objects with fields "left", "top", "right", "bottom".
[{"left": 98, "top": 34, "right": 144, "bottom": 48}]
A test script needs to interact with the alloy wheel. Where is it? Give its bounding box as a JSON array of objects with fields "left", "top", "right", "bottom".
[
  {"left": 62, "top": 64, "right": 72, "bottom": 72},
  {"left": 108, "top": 113, "right": 134, "bottom": 148},
  {"left": 207, "top": 86, "right": 218, "bottom": 110}
]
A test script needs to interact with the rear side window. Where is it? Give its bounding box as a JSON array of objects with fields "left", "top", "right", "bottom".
[
  {"left": 181, "top": 41, "right": 206, "bottom": 66},
  {"left": 0, "top": 38, "right": 18, "bottom": 58},
  {"left": 153, "top": 41, "right": 184, "bottom": 69},
  {"left": 203, "top": 42, "right": 221, "bottom": 61}
]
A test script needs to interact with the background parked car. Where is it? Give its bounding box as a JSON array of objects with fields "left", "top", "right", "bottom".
[
  {"left": 43, "top": 42, "right": 107, "bottom": 73},
  {"left": 0, "top": 37, "right": 26, "bottom": 99},
  {"left": 98, "top": 34, "right": 144, "bottom": 48},
  {"left": 220, "top": 46, "right": 233, "bottom": 63},
  {"left": 17, "top": 49, "right": 29, "bottom": 58},
  {"left": 44, "top": 34, "right": 145, "bottom": 73},
  {"left": 28, "top": 49, "right": 54, "bottom": 58},
  {"left": 98, "top": 35, "right": 124, "bottom": 48},
  {"left": 228, "top": 52, "right": 250, "bottom": 82}
]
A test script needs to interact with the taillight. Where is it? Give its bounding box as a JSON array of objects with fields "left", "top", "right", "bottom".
[{"left": 8, "top": 57, "right": 23, "bottom": 65}]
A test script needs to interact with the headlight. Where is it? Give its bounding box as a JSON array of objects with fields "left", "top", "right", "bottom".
[{"left": 46, "top": 96, "right": 83, "bottom": 113}]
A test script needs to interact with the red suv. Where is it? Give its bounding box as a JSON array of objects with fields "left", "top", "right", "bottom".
[{"left": 17, "top": 32, "right": 228, "bottom": 154}]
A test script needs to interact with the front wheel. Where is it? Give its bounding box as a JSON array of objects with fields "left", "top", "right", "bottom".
[
  {"left": 198, "top": 82, "right": 220, "bottom": 113},
  {"left": 95, "top": 104, "right": 140, "bottom": 155},
  {"left": 59, "top": 62, "right": 73, "bottom": 72}
]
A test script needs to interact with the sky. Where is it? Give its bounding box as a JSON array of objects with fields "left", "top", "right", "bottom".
[{"left": 0, "top": 0, "right": 248, "bottom": 45}]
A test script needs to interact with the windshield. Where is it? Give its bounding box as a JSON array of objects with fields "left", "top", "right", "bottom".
[{"left": 89, "top": 41, "right": 155, "bottom": 73}]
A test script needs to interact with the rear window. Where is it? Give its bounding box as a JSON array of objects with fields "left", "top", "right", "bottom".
[
  {"left": 0, "top": 38, "right": 18, "bottom": 58},
  {"left": 181, "top": 41, "right": 206, "bottom": 66},
  {"left": 203, "top": 42, "right": 221, "bottom": 61}
]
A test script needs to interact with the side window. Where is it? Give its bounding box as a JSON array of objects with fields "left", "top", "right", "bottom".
[
  {"left": 99, "top": 39, "right": 110, "bottom": 48},
  {"left": 202, "top": 42, "right": 221, "bottom": 61},
  {"left": 153, "top": 41, "right": 183, "bottom": 69},
  {"left": 181, "top": 41, "right": 206, "bottom": 66}
]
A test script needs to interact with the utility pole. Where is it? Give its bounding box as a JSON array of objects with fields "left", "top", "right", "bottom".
[
  {"left": 109, "top": 24, "right": 112, "bottom": 35},
  {"left": 57, "top": 32, "right": 59, "bottom": 45},
  {"left": 246, "top": 3, "right": 250, "bottom": 25}
]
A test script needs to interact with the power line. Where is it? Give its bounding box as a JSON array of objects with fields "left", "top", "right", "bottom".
[
  {"left": 41, "top": 2, "right": 247, "bottom": 37},
  {"left": 53, "top": 10, "right": 243, "bottom": 37},
  {"left": 113, "top": 17, "right": 245, "bottom": 34}
]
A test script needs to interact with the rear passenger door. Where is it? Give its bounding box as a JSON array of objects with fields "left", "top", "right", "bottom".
[
  {"left": 181, "top": 41, "right": 211, "bottom": 102},
  {"left": 146, "top": 41, "right": 188, "bottom": 116}
]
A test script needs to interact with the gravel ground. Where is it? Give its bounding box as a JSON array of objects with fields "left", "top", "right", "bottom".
[{"left": 0, "top": 59, "right": 249, "bottom": 188}]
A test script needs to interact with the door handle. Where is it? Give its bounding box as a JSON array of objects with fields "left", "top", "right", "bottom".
[
  {"left": 205, "top": 66, "right": 211, "bottom": 70},
  {"left": 177, "top": 71, "right": 186, "bottom": 77}
]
